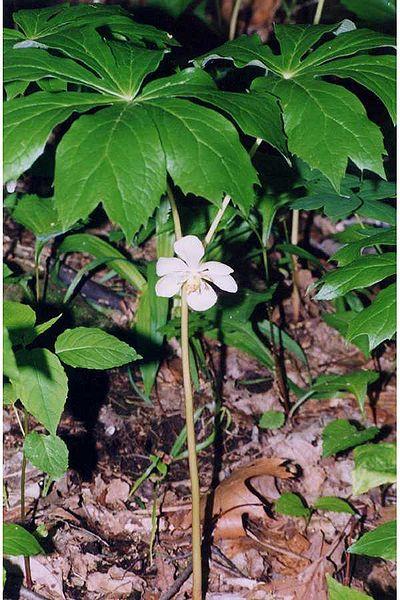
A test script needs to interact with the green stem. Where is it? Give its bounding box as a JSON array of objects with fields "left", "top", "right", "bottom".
[
  {"left": 168, "top": 192, "right": 202, "bottom": 599},
  {"left": 204, "top": 195, "right": 231, "bottom": 247},
  {"left": 229, "top": 0, "right": 242, "bottom": 40},
  {"left": 20, "top": 409, "right": 33, "bottom": 589}
]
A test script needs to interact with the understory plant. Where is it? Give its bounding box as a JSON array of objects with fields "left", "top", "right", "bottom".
[{"left": 3, "top": 1, "right": 396, "bottom": 597}]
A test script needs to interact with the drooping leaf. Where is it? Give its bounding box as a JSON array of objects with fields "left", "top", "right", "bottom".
[
  {"left": 23, "top": 431, "right": 68, "bottom": 479},
  {"left": 315, "top": 253, "right": 396, "bottom": 301},
  {"left": 347, "top": 520, "right": 396, "bottom": 560},
  {"left": 3, "top": 523, "right": 43, "bottom": 557},
  {"left": 275, "top": 492, "right": 310, "bottom": 518},
  {"left": 353, "top": 443, "right": 396, "bottom": 494},
  {"left": 311, "top": 370, "right": 378, "bottom": 413},
  {"left": 347, "top": 284, "right": 396, "bottom": 351},
  {"left": 55, "top": 327, "right": 140, "bottom": 369},
  {"left": 314, "top": 496, "right": 355, "bottom": 514},
  {"left": 15, "top": 348, "right": 68, "bottom": 435},
  {"left": 258, "top": 411, "right": 285, "bottom": 430},
  {"left": 322, "top": 419, "right": 379, "bottom": 457},
  {"left": 326, "top": 575, "right": 373, "bottom": 599},
  {"left": 322, "top": 311, "right": 370, "bottom": 356},
  {"left": 12, "top": 195, "right": 63, "bottom": 239},
  {"left": 331, "top": 227, "right": 395, "bottom": 266},
  {"left": 3, "top": 328, "right": 19, "bottom": 382}
]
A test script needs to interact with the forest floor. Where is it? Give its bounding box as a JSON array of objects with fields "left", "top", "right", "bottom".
[{"left": 3, "top": 217, "right": 396, "bottom": 600}]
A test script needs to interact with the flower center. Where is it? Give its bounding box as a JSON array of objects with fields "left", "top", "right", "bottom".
[{"left": 185, "top": 273, "right": 203, "bottom": 293}]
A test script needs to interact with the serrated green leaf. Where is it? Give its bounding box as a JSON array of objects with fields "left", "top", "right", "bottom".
[
  {"left": 55, "top": 327, "right": 140, "bottom": 369},
  {"left": 353, "top": 443, "right": 396, "bottom": 494},
  {"left": 15, "top": 348, "right": 68, "bottom": 434},
  {"left": 315, "top": 253, "right": 396, "bottom": 300},
  {"left": 348, "top": 520, "right": 396, "bottom": 560},
  {"left": 3, "top": 523, "right": 43, "bottom": 557},
  {"left": 4, "top": 92, "right": 113, "bottom": 182},
  {"left": 54, "top": 104, "right": 167, "bottom": 241},
  {"left": 322, "top": 419, "right": 379, "bottom": 457},
  {"left": 322, "top": 311, "right": 370, "bottom": 356},
  {"left": 24, "top": 431, "right": 68, "bottom": 479},
  {"left": 314, "top": 496, "right": 355, "bottom": 514},
  {"left": 275, "top": 492, "right": 310, "bottom": 518},
  {"left": 57, "top": 233, "right": 146, "bottom": 291},
  {"left": 326, "top": 575, "right": 373, "bottom": 599},
  {"left": 3, "top": 300, "right": 36, "bottom": 346},
  {"left": 146, "top": 98, "right": 258, "bottom": 215},
  {"left": 347, "top": 284, "right": 396, "bottom": 351},
  {"left": 332, "top": 227, "right": 395, "bottom": 266},
  {"left": 259, "top": 411, "right": 285, "bottom": 429},
  {"left": 12, "top": 195, "right": 62, "bottom": 239}
]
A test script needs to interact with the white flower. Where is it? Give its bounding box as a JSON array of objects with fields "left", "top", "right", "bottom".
[{"left": 155, "top": 235, "right": 238, "bottom": 311}]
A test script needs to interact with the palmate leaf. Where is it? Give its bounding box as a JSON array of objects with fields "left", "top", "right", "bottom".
[
  {"left": 5, "top": 5, "right": 278, "bottom": 240},
  {"left": 8, "top": 2, "right": 174, "bottom": 48},
  {"left": 199, "top": 23, "right": 394, "bottom": 190}
]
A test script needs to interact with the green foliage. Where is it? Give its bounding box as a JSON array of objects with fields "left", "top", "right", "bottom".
[
  {"left": 353, "top": 443, "right": 396, "bottom": 494},
  {"left": 23, "top": 431, "right": 68, "bottom": 480},
  {"left": 326, "top": 575, "right": 373, "bottom": 599},
  {"left": 199, "top": 23, "right": 394, "bottom": 189},
  {"left": 258, "top": 411, "right": 285, "bottom": 430},
  {"left": 3, "top": 523, "right": 43, "bottom": 557},
  {"left": 322, "top": 419, "right": 379, "bottom": 457},
  {"left": 340, "top": 0, "right": 395, "bottom": 26},
  {"left": 348, "top": 520, "right": 396, "bottom": 560},
  {"left": 275, "top": 492, "right": 310, "bottom": 518},
  {"left": 55, "top": 327, "right": 140, "bottom": 369},
  {"left": 314, "top": 496, "right": 355, "bottom": 514}
]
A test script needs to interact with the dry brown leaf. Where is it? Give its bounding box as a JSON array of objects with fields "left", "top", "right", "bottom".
[
  {"left": 203, "top": 457, "right": 298, "bottom": 540},
  {"left": 221, "top": 0, "right": 281, "bottom": 40}
]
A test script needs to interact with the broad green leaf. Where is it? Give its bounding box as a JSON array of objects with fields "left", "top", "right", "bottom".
[
  {"left": 15, "top": 348, "right": 68, "bottom": 434},
  {"left": 3, "top": 328, "right": 19, "bottom": 382},
  {"left": 311, "top": 370, "right": 378, "bottom": 413},
  {"left": 322, "top": 419, "right": 379, "bottom": 457},
  {"left": 3, "top": 300, "right": 36, "bottom": 346},
  {"left": 353, "top": 443, "right": 396, "bottom": 494},
  {"left": 311, "top": 56, "right": 396, "bottom": 123},
  {"left": 12, "top": 195, "right": 62, "bottom": 239},
  {"left": 332, "top": 227, "right": 395, "bottom": 266},
  {"left": 146, "top": 98, "right": 258, "bottom": 215},
  {"left": 314, "top": 496, "right": 355, "bottom": 514},
  {"left": 54, "top": 104, "right": 167, "bottom": 241},
  {"left": 12, "top": 3, "right": 173, "bottom": 48},
  {"left": 4, "top": 92, "right": 113, "bottom": 182},
  {"left": 135, "top": 263, "right": 168, "bottom": 396},
  {"left": 315, "top": 253, "right": 396, "bottom": 300},
  {"left": 55, "top": 327, "right": 140, "bottom": 369},
  {"left": 326, "top": 575, "right": 373, "bottom": 599},
  {"left": 200, "top": 26, "right": 393, "bottom": 189},
  {"left": 3, "top": 523, "right": 43, "bottom": 557},
  {"left": 3, "top": 381, "right": 18, "bottom": 406},
  {"left": 348, "top": 521, "right": 396, "bottom": 560},
  {"left": 57, "top": 233, "right": 146, "bottom": 291},
  {"left": 260, "top": 76, "right": 386, "bottom": 192},
  {"left": 24, "top": 431, "right": 68, "bottom": 479},
  {"left": 259, "top": 411, "right": 285, "bottom": 429},
  {"left": 275, "top": 492, "right": 310, "bottom": 518},
  {"left": 340, "top": 0, "right": 395, "bottom": 25},
  {"left": 347, "top": 284, "right": 396, "bottom": 351},
  {"left": 322, "top": 311, "right": 370, "bottom": 356}
]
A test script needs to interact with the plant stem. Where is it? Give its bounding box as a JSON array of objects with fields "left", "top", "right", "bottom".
[
  {"left": 167, "top": 183, "right": 182, "bottom": 239},
  {"left": 181, "top": 287, "right": 202, "bottom": 599},
  {"left": 168, "top": 191, "right": 202, "bottom": 599},
  {"left": 229, "top": 0, "right": 242, "bottom": 40},
  {"left": 20, "top": 409, "right": 33, "bottom": 589},
  {"left": 204, "top": 195, "right": 231, "bottom": 247},
  {"left": 290, "top": 209, "right": 301, "bottom": 322},
  {"left": 313, "top": 0, "right": 325, "bottom": 24}
]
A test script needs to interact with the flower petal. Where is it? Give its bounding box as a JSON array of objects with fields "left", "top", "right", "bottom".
[
  {"left": 209, "top": 274, "right": 238, "bottom": 293},
  {"left": 155, "top": 273, "right": 184, "bottom": 298},
  {"left": 156, "top": 257, "right": 187, "bottom": 276},
  {"left": 174, "top": 235, "right": 204, "bottom": 267},
  {"left": 201, "top": 260, "right": 233, "bottom": 276},
  {"left": 186, "top": 281, "right": 217, "bottom": 311}
]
